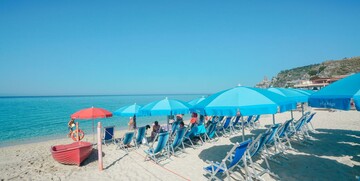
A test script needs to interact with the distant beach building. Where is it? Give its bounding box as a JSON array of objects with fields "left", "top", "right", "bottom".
[
  {"left": 293, "top": 75, "right": 349, "bottom": 90},
  {"left": 255, "top": 76, "right": 271, "bottom": 88}
]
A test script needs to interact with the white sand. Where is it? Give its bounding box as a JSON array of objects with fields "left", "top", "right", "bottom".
[{"left": 1, "top": 110, "right": 359, "bottom": 181}]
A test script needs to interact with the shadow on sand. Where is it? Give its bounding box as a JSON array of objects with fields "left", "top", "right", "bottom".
[
  {"left": 268, "top": 154, "right": 359, "bottom": 181},
  {"left": 199, "top": 128, "right": 360, "bottom": 180},
  {"left": 81, "top": 149, "right": 105, "bottom": 166},
  {"left": 292, "top": 129, "right": 360, "bottom": 161}
]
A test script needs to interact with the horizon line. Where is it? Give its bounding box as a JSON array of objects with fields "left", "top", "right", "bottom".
[{"left": 0, "top": 93, "right": 211, "bottom": 99}]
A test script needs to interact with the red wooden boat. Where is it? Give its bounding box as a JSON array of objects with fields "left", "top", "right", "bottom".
[{"left": 51, "top": 141, "right": 93, "bottom": 166}]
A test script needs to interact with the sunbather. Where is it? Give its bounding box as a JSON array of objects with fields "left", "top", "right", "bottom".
[
  {"left": 128, "top": 117, "right": 135, "bottom": 130},
  {"left": 151, "top": 121, "right": 161, "bottom": 141},
  {"left": 179, "top": 121, "right": 185, "bottom": 129}
]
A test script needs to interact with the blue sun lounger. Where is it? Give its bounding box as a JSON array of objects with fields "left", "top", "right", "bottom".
[
  {"left": 247, "top": 132, "right": 279, "bottom": 180},
  {"left": 204, "top": 139, "right": 252, "bottom": 181},
  {"left": 116, "top": 131, "right": 135, "bottom": 154},
  {"left": 102, "top": 126, "right": 115, "bottom": 145},
  {"left": 206, "top": 121, "right": 219, "bottom": 142},
  {"left": 144, "top": 132, "right": 170, "bottom": 163},
  {"left": 170, "top": 127, "right": 187, "bottom": 156},
  {"left": 135, "top": 126, "right": 147, "bottom": 148},
  {"left": 218, "top": 117, "right": 235, "bottom": 136}
]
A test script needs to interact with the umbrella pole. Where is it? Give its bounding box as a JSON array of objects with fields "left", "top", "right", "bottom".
[
  {"left": 167, "top": 115, "right": 170, "bottom": 132},
  {"left": 241, "top": 116, "right": 245, "bottom": 141},
  {"left": 76, "top": 122, "right": 79, "bottom": 142},
  {"left": 93, "top": 119, "right": 95, "bottom": 143},
  {"left": 301, "top": 103, "right": 304, "bottom": 116},
  {"left": 97, "top": 122, "right": 103, "bottom": 171},
  {"left": 291, "top": 110, "right": 294, "bottom": 119},
  {"left": 272, "top": 114, "right": 275, "bottom": 124}
]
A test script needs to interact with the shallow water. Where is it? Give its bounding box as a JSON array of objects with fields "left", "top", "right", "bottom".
[{"left": 0, "top": 94, "right": 203, "bottom": 146}]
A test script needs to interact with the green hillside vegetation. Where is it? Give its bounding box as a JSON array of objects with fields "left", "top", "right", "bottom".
[{"left": 270, "top": 56, "right": 360, "bottom": 87}]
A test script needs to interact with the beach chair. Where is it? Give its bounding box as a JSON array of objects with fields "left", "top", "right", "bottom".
[
  {"left": 170, "top": 121, "right": 180, "bottom": 137},
  {"left": 275, "top": 119, "right": 294, "bottom": 150},
  {"left": 251, "top": 115, "right": 261, "bottom": 129},
  {"left": 265, "top": 124, "right": 281, "bottom": 146},
  {"left": 304, "top": 112, "right": 317, "bottom": 135},
  {"left": 203, "top": 139, "right": 252, "bottom": 181},
  {"left": 144, "top": 132, "right": 170, "bottom": 163},
  {"left": 247, "top": 132, "right": 279, "bottom": 180},
  {"left": 102, "top": 126, "right": 115, "bottom": 145},
  {"left": 232, "top": 116, "right": 241, "bottom": 131},
  {"left": 245, "top": 115, "right": 253, "bottom": 127},
  {"left": 116, "top": 131, "right": 135, "bottom": 154},
  {"left": 134, "top": 126, "right": 148, "bottom": 148},
  {"left": 169, "top": 127, "right": 187, "bottom": 156},
  {"left": 238, "top": 115, "right": 254, "bottom": 130},
  {"left": 183, "top": 125, "right": 198, "bottom": 148},
  {"left": 218, "top": 117, "right": 235, "bottom": 137},
  {"left": 205, "top": 121, "right": 220, "bottom": 142},
  {"left": 263, "top": 124, "right": 285, "bottom": 163},
  {"left": 287, "top": 115, "right": 309, "bottom": 144},
  {"left": 192, "top": 123, "right": 209, "bottom": 145}
]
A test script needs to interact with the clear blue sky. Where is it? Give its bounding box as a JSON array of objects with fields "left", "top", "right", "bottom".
[{"left": 0, "top": 0, "right": 359, "bottom": 96}]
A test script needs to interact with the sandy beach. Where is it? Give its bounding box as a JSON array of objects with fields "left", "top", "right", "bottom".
[{"left": 1, "top": 110, "right": 359, "bottom": 181}]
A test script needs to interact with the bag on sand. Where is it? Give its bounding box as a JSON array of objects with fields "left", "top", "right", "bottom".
[{"left": 142, "top": 137, "right": 147, "bottom": 144}]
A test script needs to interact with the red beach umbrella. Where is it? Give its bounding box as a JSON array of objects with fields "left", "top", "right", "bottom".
[
  {"left": 71, "top": 107, "right": 112, "bottom": 119},
  {"left": 71, "top": 107, "right": 112, "bottom": 142}
]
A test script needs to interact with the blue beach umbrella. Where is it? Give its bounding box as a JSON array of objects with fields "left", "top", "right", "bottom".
[
  {"left": 114, "top": 103, "right": 142, "bottom": 117},
  {"left": 268, "top": 88, "right": 308, "bottom": 103},
  {"left": 309, "top": 73, "right": 360, "bottom": 111},
  {"left": 140, "top": 97, "right": 191, "bottom": 131},
  {"left": 192, "top": 86, "right": 296, "bottom": 141},
  {"left": 188, "top": 96, "right": 206, "bottom": 106},
  {"left": 140, "top": 97, "right": 191, "bottom": 116},
  {"left": 290, "top": 88, "right": 315, "bottom": 96},
  {"left": 268, "top": 87, "right": 309, "bottom": 117},
  {"left": 192, "top": 86, "right": 296, "bottom": 117}
]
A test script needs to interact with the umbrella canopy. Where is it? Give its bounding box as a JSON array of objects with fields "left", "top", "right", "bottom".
[
  {"left": 268, "top": 87, "right": 308, "bottom": 103},
  {"left": 290, "top": 88, "right": 315, "bottom": 96},
  {"left": 71, "top": 107, "right": 113, "bottom": 119},
  {"left": 114, "top": 103, "right": 142, "bottom": 117},
  {"left": 309, "top": 73, "right": 360, "bottom": 111},
  {"left": 71, "top": 107, "right": 112, "bottom": 142},
  {"left": 188, "top": 96, "right": 206, "bottom": 106},
  {"left": 140, "top": 97, "right": 191, "bottom": 116},
  {"left": 192, "top": 86, "right": 296, "bottom": 116}
]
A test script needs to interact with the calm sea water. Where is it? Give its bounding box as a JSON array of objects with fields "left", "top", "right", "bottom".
[{"left": 0, "top": 94, "right": 203, "bottom": 146}]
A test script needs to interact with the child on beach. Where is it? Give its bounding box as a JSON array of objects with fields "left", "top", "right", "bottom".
[{"left": 67, "top": 118, "right": 75, "bottom": 137}]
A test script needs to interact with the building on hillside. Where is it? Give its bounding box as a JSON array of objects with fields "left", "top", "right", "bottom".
[
  {"left": 293, "top": 75, "right": 349, "bottom": 90},
  {"left": 255, "top": 76, "right": 271, "bottom": 88}
]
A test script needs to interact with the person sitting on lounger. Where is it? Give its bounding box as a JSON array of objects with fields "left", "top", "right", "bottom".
[
  {"left": 179, "top": 121, "right": 185, "bottom": 129},
  {"left": 190, "top": 113, "right": 198, "bottom": 128},
  {"left": 151, "top": 121, "right": 161, "bottom": 141},
  {"left": 128, "top": 117, "right": 135, "bottom": 130}
]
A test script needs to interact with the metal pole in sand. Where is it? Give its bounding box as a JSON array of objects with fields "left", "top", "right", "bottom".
[
  {"left": 97, "top": 122, "right": 103, "bottom": 171},
  {"left": 291, "top": 110, "right": 294, "bottom": 119},
  {"left": 76, "top": 122, "right": 80, "bottom": 141},
  {"left": 241, "top": 116, "right": 245, "bottom": 141},
  {"left": 272, "top": 114, "right": 275, "bottom": 124},
  {"left": 301, "top": 103, "right": 304, "bottom": 116}
]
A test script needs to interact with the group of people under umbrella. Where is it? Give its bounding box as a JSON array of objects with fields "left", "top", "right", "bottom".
[{"left": 69, "top": 72, "right": 360, "bottom": 142}]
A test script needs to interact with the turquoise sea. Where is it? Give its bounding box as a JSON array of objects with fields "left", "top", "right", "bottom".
[{"left": 0, "top": 94, "right": 203, "bottom": 147}]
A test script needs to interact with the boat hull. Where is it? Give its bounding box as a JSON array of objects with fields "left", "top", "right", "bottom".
[{"left": 51, "top": 141, "right": 93, "bottom": 166}]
